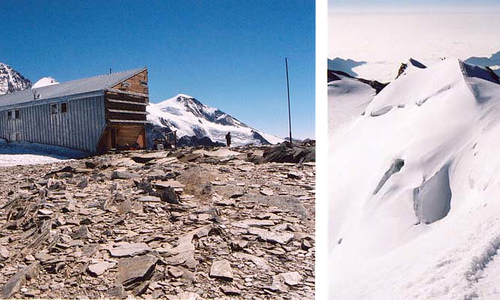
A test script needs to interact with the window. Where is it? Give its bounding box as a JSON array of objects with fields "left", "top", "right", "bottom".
[
  {"left": 140, "top": 80, "right": 148, "bottom": 87},
  {"left": 8, "top": 110, "right": 19, "bottom": 119},
  {"left": 61, "top": 102, "right": 68, "bottom": 113},
  {"left": 51, "top": 104, "right": 58, "bottom": 115},
  {"left": 120, "top": 82, "right": 131, "bottom": 90}
]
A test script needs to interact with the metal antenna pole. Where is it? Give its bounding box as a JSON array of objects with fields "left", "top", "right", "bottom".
[{"left": 285, "top": 57, "right": 293, "bottom": 147}]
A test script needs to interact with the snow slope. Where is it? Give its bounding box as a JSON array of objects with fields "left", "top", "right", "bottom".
[
  {"left": 0, "top": 62, "right": 31, "bottom": 95},
  {"left": 328, "top": 74, "right": 375, "bottom": 133},
  {"left": 32, "top": 77, "right": 59, "bottom": 88},
  {"left": 147, "top": 94, "right": 283, "bottom": 146},
  {"left": 329, "top": 58, "right": 500, "bottom": 300}
]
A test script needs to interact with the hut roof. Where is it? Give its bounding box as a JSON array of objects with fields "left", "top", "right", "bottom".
[{"left": 0, "top": 67, "right": 146, "bottom": 109}]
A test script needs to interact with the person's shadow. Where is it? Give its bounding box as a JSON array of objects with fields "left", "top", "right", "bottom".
[{"left": 327, "top": 58, "right": 367, "bottom": 77}]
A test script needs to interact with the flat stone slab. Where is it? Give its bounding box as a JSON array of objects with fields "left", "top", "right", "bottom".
[
  {"left": 260, "top": 188, "right": 274, "bottom": 196},
  {"left": 138, "top": 196, "right": 161, "bottom": 202},
  {"left": 234, "top": 219, "right": 275, "bottom": 228},
  {"left": 116, "top": 255, "right": 158, "bottom": 288},
  {"left": 220, "top": 285, "right": 241, "bottom": 295},
  {"left": 248, "top": 228, "right": 294, "bottom": 244},
  {"left": 38, "top": 209, "right": 53, "bottom": 215},
  {"left": 168, "top": 266, "right": 184, "bottom": 278},
  {"left": 155, "top": 157, "right": 179, "bottom": 165},
  {"left": 88, "top": 261, "right": 116, "bottom": 276},
  {"left": 169, "top": 292, "right": 202, "bottom": 300},
  {"left": 1, "top": 263, "right": 40, "bottom": 298},
  {"left": 233, "top": 252, "right": 270, "bottom": 270},
  {"left": 109, "top": 243, "right": 151, "bottom": 257},
  {"left": 154, "top": 180, "right": 185, "bottom": 189},
  {"left": 131, "top": 153, "right": 168, "bottom": 163},
  {"left": 209, "top": 259, "right": 233, "bottom": 281},
  {"left": 111, "top": 170, "right": 140, "bottom": 180},
  {"left": 279, "top": 271, "right": 303, "bottom": 286}
]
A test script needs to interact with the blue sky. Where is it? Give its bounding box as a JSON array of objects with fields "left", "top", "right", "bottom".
[{"left": 0, "top": 0, "right": 315, "bottom": 139}]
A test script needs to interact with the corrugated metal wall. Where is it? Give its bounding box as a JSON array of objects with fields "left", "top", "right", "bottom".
[{"left": 0, "top": 96, "right": 106, "bottom": 153}]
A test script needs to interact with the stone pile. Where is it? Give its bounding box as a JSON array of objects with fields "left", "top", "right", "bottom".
[{"left": 0, "top": 145, "right": 315, "bottom": 299}]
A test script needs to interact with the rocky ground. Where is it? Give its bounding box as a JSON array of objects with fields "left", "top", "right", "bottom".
[{"left": 0, "top": 144, "right": 315, "bottom": 299}]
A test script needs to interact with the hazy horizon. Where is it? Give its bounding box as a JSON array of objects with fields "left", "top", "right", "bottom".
[{"left": 329, "top": 10, "right": 500, "bottom": 82}]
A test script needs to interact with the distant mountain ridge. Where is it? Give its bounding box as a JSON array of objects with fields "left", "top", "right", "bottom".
[
  {"left": 0, "top": 62, "right": 32, "bottom": 95},
  {"left": 32, "top": 77, "right": 59, "bottom": 88}
]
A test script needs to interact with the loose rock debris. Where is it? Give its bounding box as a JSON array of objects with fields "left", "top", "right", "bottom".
[{"left": 0, "top": 145, "right": 315, "bottom": 299}]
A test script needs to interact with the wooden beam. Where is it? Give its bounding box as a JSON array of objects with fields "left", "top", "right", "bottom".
[
  {"left": 107, "top": 109, "right": 148, "bottom": 115},
  {"left": 107, "top": 88, "right": 149, "bottom": 98},
  {"left": 107, "top": 99, "right": 148, "bottom": 106},
  {"left": 108, "top": 119, "right": 150, "bottom": 124}
]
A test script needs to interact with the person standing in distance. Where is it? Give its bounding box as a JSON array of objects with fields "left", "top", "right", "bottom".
[{"left": 225, "top": 132, "right": 231, "bottom": 147}]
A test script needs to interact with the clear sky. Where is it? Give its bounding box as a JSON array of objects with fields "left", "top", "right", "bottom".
[{"left": 0, "top": 0, "right": 315, "bottom": 139}]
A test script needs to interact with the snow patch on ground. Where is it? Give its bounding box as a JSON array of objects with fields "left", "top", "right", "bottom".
[{"left": 0, "top": 139, "right": 88, "bottom": 167}]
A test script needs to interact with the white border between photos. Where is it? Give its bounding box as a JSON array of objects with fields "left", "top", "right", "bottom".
[{"left": 315, "top": 0, "right": 328, "bottom": 299}]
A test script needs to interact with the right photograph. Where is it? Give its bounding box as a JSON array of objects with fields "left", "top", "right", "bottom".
[{"left": 328, "top": 1, "right": 500, "bottom": 299}]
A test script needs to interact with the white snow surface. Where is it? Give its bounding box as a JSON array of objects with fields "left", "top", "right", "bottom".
[
  {"left": 328, "top": 74, "right": 375, "bottom": 132},
  {"left": 32, "top": 77, "right": 59, "bottom": 88},
  {"left": 0, "top": 139, "right": 87, "bottom": 167},
  {"left": 329, "top": 12, "right": 500, "bottom": 82},
  {"left": 329, "top": 58, "right": 500, "bottom": 300},
  {"left": 147, "top": 94, "right": 284, "bottom": 146}
]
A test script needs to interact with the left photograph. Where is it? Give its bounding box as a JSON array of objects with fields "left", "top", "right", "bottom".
[{"left": 0, "top": 1, "right": 316, "bottom": 299}]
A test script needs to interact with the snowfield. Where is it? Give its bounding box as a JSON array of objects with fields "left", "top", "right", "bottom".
[
  {"left": 0, "top": 139, "right": 87, "bottom": 167},
  {"left": 329, "top": 58, "right": 500, "bottom": 300}
]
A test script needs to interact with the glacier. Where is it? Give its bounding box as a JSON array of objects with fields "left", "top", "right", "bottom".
[{"left": 329, "top": 58, "right": 500, "bottom": 300}]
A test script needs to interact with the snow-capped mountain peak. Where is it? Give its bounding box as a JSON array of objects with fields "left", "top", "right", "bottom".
[
  {"left": 32, "top": 77, "right": 59, "bottom": 88},
  {"left": 0, "top": 62, "right": 32, "bottom": 95},
  {"left": 148, "top": 94, "right": 283, "bottom": 146}
]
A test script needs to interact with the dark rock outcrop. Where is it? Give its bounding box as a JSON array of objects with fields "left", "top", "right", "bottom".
[
  {"left": 328, "top": 70, "right": 388, "bottom": 94},
  {"left": 263, "top": 142, "right": 315, "bottom": 163}
]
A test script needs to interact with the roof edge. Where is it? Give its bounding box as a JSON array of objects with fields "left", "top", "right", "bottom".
[
  {"left": 0, "top": 90, "right": 105, "bottom": 111},
  {"left": 105, "top": 67, "right": 147, "bottom": 90}
]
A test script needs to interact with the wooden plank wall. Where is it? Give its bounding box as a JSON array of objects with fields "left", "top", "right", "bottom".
[
  {"left": 111, "top": 69, "right": 148, "bottom": 95},
  {"left": 98, "top": 69, "right": 149, "bottom": 152}
]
